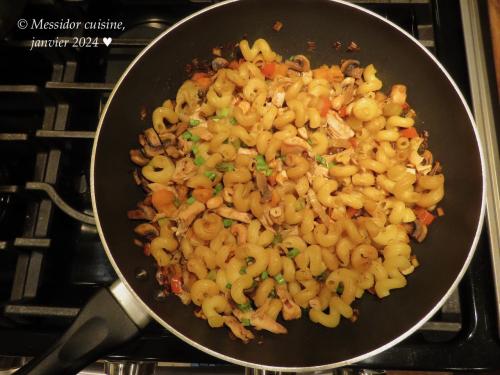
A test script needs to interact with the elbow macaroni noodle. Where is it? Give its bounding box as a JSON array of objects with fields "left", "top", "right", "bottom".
[{"left": 130, "top": 38, "right": 445, "bottom": 341}]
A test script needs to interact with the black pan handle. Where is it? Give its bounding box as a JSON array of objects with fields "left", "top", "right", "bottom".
[{"left": 14, "top": 281, "right": 151, "bottom": 375}]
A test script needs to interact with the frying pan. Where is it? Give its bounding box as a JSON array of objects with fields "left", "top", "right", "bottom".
[{"left": 15, "top": 0, "right": 485, "bottom": 374}]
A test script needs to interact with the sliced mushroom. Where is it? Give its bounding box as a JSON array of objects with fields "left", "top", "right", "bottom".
[
  {"left": 216, "top": 206, "right": 252, "bottom": 223},
  {"left": 144, "top": 128, "right": 162, "bottom": 147},
  {"left": 223, "top": 316, "right": 254, "bottom": 343},
  {"left": 285, "top": 55, "right": 310, "bottom": 72},
  {"left": 134, "top": 223, "right": 159, "bottom": 239},
  {"left": 340, "top": 59, "right": 363, "bottom": 79},
  {"left": 130, "top": 149, "right": 150, "bottom": 166},
  {"left": 142, "top": 143, "right": 165, "bottom": 158},
  {"left": 255, "top": 172, "right": 271, "bottom": 202},
  {"left": 212, "top": 57, "right": 229, "bottom": 72},
  {"left": 412, "top": 220, "right": 428, "bottom": 243}
]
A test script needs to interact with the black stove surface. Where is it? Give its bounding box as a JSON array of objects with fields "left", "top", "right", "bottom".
[{"left": 0, "top": 0, "right": 499, "bottom": 372}]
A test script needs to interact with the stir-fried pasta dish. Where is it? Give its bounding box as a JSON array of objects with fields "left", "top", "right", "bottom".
[{"left": 129, "top": 38, "right": 445, "bottom": 342}]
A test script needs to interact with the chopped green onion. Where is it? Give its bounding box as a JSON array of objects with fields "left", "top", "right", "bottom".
[
  {"left": 307, "top": 138, "right": 313, "bottom": 145},
  {"left": 274, "top": 274, "right": 286, "bottom": 285},
  {"left": 327, "top": 162, "right": 336, "bottom": 169},
  {"left": 239, "top": 266, "right": 247, "bottom": 275},
  {"left": 237, "top": 302, "right": 252, "bottom": 312},
  {"left": 261, "top": 271, "right": 269, "bottom": 280},
  {"left": 255, "top": 154, "right": 273, "bottom": 176},
  {"left": 288, "top": 55, "right": 296, "bottom": 61},
  {"left": 315, "top": 155, "right": 328, "bottom": 167},
  {"left": 216, "top": 162, "right": 235, "bottom": 172},
  {"left": 181, "top": 131, "right": 192, "bottom": 140},
  {"left": 287, "top": 248, "right": 300, "bottom": 258},
  {"left": 241, "top": 318, "right": 251, "bottom": 326},
  {"left": 207, "top": 270, "right": 217, "bottom": 281},
  {"left": 336, "top": 282, "right": 344, "bottom": 294},
  {"left": 225, "top": 282, "right": 232, "bottom": 289},
  {"left": 192, "top": 145, "right": 199, "bottom": 155},
  {"left": 190, "top": 134, "right": 200, "bottom": 142},
  {"left": 173, "top": 197, "right": 181, "bottom": 208},
  {"left": 186, "top": 196, "right": 196, "bottom": 205},
  {"left": 272, "top": 233, "right": 282, "bottom": 245},
  {"left": 223, "top": 219, "right": 234, "bottom": 228},
  {"left": 189, "top": 119, "right": 200, "bottom": 127},
  {"left": 216, "top": 107, "right": 230, "bottom": 118},
  {"left": 214, "top": 183, "right": 223, "bottom": 195},
  {"left": 230, "top": 117, "right": 237, "bottom": 125},
  {"left": 194, "top": 155, "right": 205, "bottom": 166},
  {"left": 246, "top": 256, "right": 255, "bottom": 265},
  {"left": 204, "top": 171, "right": 217, "bottom": 181}
]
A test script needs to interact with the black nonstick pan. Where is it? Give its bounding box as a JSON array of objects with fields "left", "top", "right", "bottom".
[{"left": 15, "top": 0, "right": 485, "bottom": 374}]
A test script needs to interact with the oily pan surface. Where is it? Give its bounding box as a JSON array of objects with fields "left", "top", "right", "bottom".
[{"left": 92, "top": 0, "right": 483, "bottom": 368}]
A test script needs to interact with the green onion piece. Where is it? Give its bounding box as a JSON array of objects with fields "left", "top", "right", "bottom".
[
  {"left": 186, "top": 196, "right": 196, "bottom": 205},
  {"left": 207, "top": 270, "right": 217, "bottom": 281},
  {"left": 214, "top": 183, "right": 223, "bottom": 195},
  {"left": 239, "top": 266, "right": 247, "bottom": 275},
  {"left": 173, "top": 197, "right": 181, "bottom": 208},
  {"left": 194, "top": 155, "right": 205, "bottom": 166},
  {"left": 204, "top": 171, "right": 217, "bottom": 181},
  {"left": 255, "top": 154, "right": 273, "bottom": 176},
  {"left": 315, "top": 155, "right": 328, "bottom": 167},
  {"left": 274, "top": 274, "right": 286, "bottom": 285},
  {"left": 225, "top": 282, "right": 232, "bottom": 289},
  {"left": 307, "top": 138, "right": 313, "bottom": 145},
  {"left": 189, "top": 119, "right": 200, "bottom": 127},
  {"left": 216, "top": 107, "right": 230, "bottom": 118},
  {"left": 288, "top": 55, "right": 295, "bottom": 61},
  {"left": 216, "top": 162, "right": 235, "bottom": 172},
  {"left": 190, "top": 134, "right": 200, "bottom": 142},
  {"left": 237, "top": 302, "right": 252, "bottom": 312},
  {"left": 192, "top": 145, "right": 199, "bottom": 155},
  {"left": 246, "top": 256, "right": 255, "bottom": 265},
  {"left": 272, "top": 233, "right": 282, "bottom": 245},
  {"left": 223, "top": 218, "right": 234, "bottom": 228},
  {"left": 287, "top": 248, "right": 300, "bottom": 258},
  {"left": 241, "top": 318, "right": 251, "bottom": 326},
  {"left": 327, "top": 162, "right": 336, "bottom": 168},
  {"left": 181, "top": 131, "right": 192, "bottom": 140},
  {"left": 261, "top": 271, "right": 269, "bottom": 280},
  {"left": 336, "top": 282, "right": 344, "bottom": 294},
  {"left": 230, "top": 117, "right": 237, "bottom": 125}
]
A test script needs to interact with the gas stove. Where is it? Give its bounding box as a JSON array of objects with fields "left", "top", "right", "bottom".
[{"left": 1, "top": 0, "right": 499, "bottom": 374}]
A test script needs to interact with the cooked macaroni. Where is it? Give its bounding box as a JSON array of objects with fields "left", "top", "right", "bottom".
[{"left": 129, "top": 38, "right": 445, "bottom": 342}]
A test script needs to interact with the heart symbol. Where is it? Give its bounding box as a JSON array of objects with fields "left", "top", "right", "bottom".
[{"left": 103, "top": 37, "right": 112, "bottom": 47}]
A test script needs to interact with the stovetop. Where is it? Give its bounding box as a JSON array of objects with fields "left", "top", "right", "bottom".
[{"left": 0, "top": 0, "right": 499, "bottom": 373}]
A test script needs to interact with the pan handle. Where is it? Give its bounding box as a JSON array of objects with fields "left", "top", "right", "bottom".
[{"left": 14, "top": 281, "right": 151, "bottom": 375}]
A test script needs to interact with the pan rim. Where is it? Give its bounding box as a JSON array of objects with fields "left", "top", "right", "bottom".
[{"left": 90, "top": 0, "right": 487, "bottom": 371}]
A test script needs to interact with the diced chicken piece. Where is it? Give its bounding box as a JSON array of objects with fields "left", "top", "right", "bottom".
[
  {"left": 297, "top": 127, "right": 308, "bottom": 140},
  {"left": 312, "top": 164, "right": 329, "bottom": 178},
  {"left": 222, "top": 187, "right": 234, "bottom": 203},
  {"left": 234, "top": 306, "right": 287, "bottom": 334},
  {"left": 276, "top": 170, "right": 288, "bottom": 186},
  {"left": 276, "top": 285, "right": 301, "bottom": 320},
  {"left": 223, "top": 316, "right": 254, "bottom": 343},
  {"left": 172, "top": 157, "right": 197, "bottom": 184},
  {"left": 326, "top": 111, "right": 354, "bottom": 140},
  {"left": 307, "top": 190, "right": 331, "bottom": 225},
  {"left": 177, "top": 201, "right": 205, "bottom": 235},
  {"left": 216, "top": 206, "right": 252, "bottom": 223},
  {"left": 271, "top": 90, "right": 286, "bottom": 108}
]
